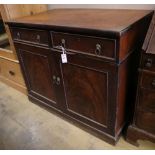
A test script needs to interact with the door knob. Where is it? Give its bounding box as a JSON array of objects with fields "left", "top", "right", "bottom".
[
  {"left": 56, "top": 77, "right": 61, "bottom": 85},
  {"left": 52, "top": 75, "right": 56, "bottom": 84},
  {"left": 52, "top": 76, "right": 60, "bottom": 85}
]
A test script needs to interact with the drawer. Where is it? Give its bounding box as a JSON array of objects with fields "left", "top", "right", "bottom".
[
  {"left": 136, "top": 110, "right": 155, "bottom": 135},
  {"left": 0, "top": 58, "right": 25, "bottom": 86},
  {"left": 140, "top": 53, "right": 155, "bottom": 72},
  {"left": 51, "top": 31, "right": 116, "bottom": 60},
  {"left": 11, "top": 27, "right": 49, "bottom": 46},
  {"left": 138, "top": 88, "right": 155, "bottom": 112},
  {"left": 140, "top": 71, "right": 155, "bottom": 90}
]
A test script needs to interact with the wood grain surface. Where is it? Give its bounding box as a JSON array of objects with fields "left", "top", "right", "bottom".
[{"left": 7, "top": 9, "right": 153, "bottom": 33}]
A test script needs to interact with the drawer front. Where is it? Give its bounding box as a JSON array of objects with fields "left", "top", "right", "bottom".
[
  {"left": 136, "top": 110, "right": 155, "bottom": 135},
  {"left": 141, "top": 53, "right": 155, "bottom": 72},
  {"left": 51, "top": 32, "right": 116, "bottom": 60},
  {"left": 11, "top": 27, "right": 49, "bottom": 46},
  {"left": 0, "top": 58, "right": 25, "bottom": 86},
  {"left": 138, "top": 88, "right": 155, "bottom": 112},
  {"left": 140, "top": 71, "right": 155, "bottom": 90}
]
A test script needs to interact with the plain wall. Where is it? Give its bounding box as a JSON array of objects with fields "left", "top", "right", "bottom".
[{"left": 48, "top": 4, "right": 155, "bottom": 10}]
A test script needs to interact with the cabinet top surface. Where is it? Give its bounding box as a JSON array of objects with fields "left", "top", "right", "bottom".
[{"left": 7, "top": 9, "right": 153, "bottom": 33}]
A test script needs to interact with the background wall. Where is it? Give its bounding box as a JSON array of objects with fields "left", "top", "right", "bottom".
[{"left": 48, "top": 4, "right": 155, "bottom": 10}]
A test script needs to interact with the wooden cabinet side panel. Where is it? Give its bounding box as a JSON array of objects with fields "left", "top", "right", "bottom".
[
  {"left": 119, "top": 14, "right": 153, "bottom": 62},
  {"left": 116, "top": 51, "right": 140, "bottom": 134}
]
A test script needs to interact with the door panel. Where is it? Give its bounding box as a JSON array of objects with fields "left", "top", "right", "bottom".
[
  {"left": 62, "top": 63, "right": 108, "bottom": 126},
  {"left": 21, "top": 50, "right": 56, "bottom": 100},
  {"left": 15, "top": 43, "right": 59, "bottom": 108},
  {"left": 53, "top": 49, "right": 117, "bottom": 134}
]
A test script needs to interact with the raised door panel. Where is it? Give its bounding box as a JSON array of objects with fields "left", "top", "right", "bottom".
[
  {"left": 62, "top": 63, "right": 108, "bottom": 126},
  {"left": 53, "top": 50, "right": 118, "bottom": 135},
  {"left": 15, "top": 43, "right": 58, "bottom": 108}
]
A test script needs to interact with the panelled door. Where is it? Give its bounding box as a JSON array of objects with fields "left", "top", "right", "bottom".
[
  {"left": 52, "top": 49, "right": 118, "bottom": 135},
  {"left": 14, "top": 42, "right": 63, "bottom": 110}
]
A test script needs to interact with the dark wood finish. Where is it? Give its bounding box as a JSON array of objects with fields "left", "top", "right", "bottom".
[
  {"left": 7, "top": 9, "right": 153, "bottom": 145},
  {"left": 140, "top": 70, "right": 155, "bottom": 89},
  {"left": 14, "top": 42, "right": 60, "bottom": 109},
  {"left": 7, "top": 9, "right": 153, "bottom": 63},
  {"left": 53, "top": 49, "right": 117, "bottom": 135},
  {"left": 11, "top": 27, "right": 49, "bottom": 47},
  {"left": 127, "top": 126, "right": 155, "bottom": 146},
  {"left": 136, "top": 110, "right": 155, "bottom": 135},
  {"left": 119, "top": 16, "right": 152, "bottom": 62},
  {"left": 138, "top": 88, "right": 155, "bottom": 112},
  {"left": 7, "top": 9, "right": 152, "bottom": 33},
  {"left": 51, "top": 31, "right": 116, "bottom": 60},
  {"left": 126, "top": 11, "right": 155, "bottom": 146},
  {"left": 141, "top": 53, "right": 155, "bottom": 72}
]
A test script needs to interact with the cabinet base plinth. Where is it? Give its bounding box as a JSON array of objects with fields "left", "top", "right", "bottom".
[
  {"left": 126, "top": 125, "right": 155, "bottom": 146},
  {"left": 28, "top": 94, "right": 121, "bottom": 146}
]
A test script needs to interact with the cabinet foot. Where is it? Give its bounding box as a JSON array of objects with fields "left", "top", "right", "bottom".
[{"left": 126, "top": 125, "right": 155, "bottom": 146}]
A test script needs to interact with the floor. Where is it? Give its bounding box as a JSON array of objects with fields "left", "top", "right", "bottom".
[{"left": 0, "top": 82, "right": 155, "bottom": 150}]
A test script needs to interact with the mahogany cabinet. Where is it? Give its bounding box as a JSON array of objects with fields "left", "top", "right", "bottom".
[
  {"left": 126, "top": 12, "right": 155, "bottom": 146},
  {"left": 6, "top": 9, "right": 153, "bottom": 145}
]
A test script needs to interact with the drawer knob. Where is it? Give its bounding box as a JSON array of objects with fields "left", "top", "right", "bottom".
[
  {"left": 36, "top": 35, "right": 40, "bottom": 43},
  {"left": 152, "top": 80, "right": 155, "bottom": 87},
  {"left": 61, "top": 39, "right": 66, "bottom": 47},
  {"left": 95, "top": 44, "right": 101, "bottom": 55},
  {"left": 16, "top": 32, "right": 20, "bottom": 39},
  {"left": 145, "top": 58, "right": 152, "bottom": 68},
  {"left": 9, "top": 70, "right": 15, "bottom": 76}
]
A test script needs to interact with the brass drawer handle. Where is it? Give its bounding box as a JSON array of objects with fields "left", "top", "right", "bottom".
[
  {"left": 9, "top": 70, "right": 15, "bottom": 76},
  {"left": 145, "top": 58, "right": 152, "bottom": 68},
  {"left": 61, "top": 39, "right": 66, "bottom": 47},
  {"left": 95, "top": 44, "right": 101, "bottom": 55},
  {"left": 36, "top": 34, "right": 41, "bottom": 43},
  {"left": 152, "top": 79, "right": 155, "bottom": 87},
  {"left": 16, "top": 32, "right": 21, "bottom": 39}
]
